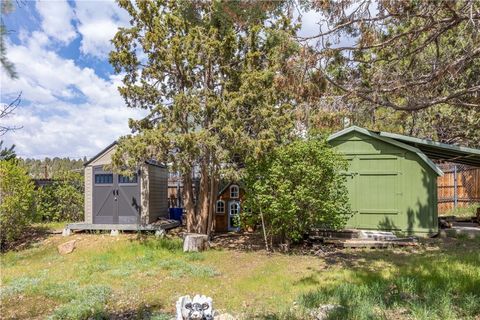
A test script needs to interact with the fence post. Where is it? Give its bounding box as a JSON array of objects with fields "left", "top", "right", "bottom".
[{"left": 453, "top": 165, "right": 458, "bottom": 209}]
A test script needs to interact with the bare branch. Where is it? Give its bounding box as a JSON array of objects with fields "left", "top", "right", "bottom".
[{"left": 0, "top": 92, "right": 23, "bottom": 135}]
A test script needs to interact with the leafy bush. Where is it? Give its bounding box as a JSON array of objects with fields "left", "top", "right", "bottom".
[
  {"left": 35, "top": 171, "right": 84, "bottom": 222},
  {"left": 0, "top": 160, "right": 35, "bottom": 248},
  {"left": 244, "top": 139, "right": 351, "bottom": 245}
]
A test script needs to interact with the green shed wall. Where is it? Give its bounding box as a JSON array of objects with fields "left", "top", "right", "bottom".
[{"left": 329, "top": 131, "right": 438, "bottom": 236}]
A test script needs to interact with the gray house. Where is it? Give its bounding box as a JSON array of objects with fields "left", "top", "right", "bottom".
[{"left": 68, "top": 142, "right": 174, "bottom": 232}]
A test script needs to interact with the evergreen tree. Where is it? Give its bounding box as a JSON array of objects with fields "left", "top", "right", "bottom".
[
  {"left": 0, "top": 141, "right": 15, "bottom": 161},
  {"left": 110, "top": 0, "right": 300, "bottom": 234}
]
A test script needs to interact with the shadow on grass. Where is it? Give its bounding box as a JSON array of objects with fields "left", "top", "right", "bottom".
[
  {"left": 103, "top": 304, "right": 171, "bottom": 320},
  {"left": 298, "top": 241, "right": 480, "bottom": 320},
  {"left": 1, "top": 225, "right": 52, "bottom": 253}
]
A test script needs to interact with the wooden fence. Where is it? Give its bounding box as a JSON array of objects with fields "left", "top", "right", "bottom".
[{"left": 437, "top": 164, "right": 480, "bottom": 213}]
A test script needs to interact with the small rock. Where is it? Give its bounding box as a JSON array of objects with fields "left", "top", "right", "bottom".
[
  {"left": 310, "top": 304, "right": 342, "bottom": 320},
  {"left": 57, "top": 240, "right": 76, "bottom": 255},
  {"left": 111, "top": 230, "right": 119, "bottom": 236}
]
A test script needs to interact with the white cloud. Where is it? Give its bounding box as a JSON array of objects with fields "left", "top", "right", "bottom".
[
  {"left": 74, "top": 0, "right": 130, "bottom": 58},
  {"left": 1, "top": 101, "right": 143, "bottom": 159},
  {"left": 0, "top": 30, "right": 145, "bottom": 159},
  {"left": 36, "top": 0, "right": 77, "bottom": 44}
]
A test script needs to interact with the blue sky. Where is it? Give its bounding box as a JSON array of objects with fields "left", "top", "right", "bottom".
[{"left": 0, "top": 0, "right": 322, "bottom": 159}]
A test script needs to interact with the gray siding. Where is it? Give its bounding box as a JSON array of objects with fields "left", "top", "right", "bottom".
[
  {"left": 140, "top": 163, "right": 150, "bottom": 224},
  {"left": 147, "top": 164, "right": 169, "bottom": 223},
  {"left": 84, "top": 166, "right": 93, "bottom": 223}
]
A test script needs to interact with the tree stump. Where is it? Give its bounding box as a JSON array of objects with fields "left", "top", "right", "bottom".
[{"left": 183, "top": 233, "right": 209, "bottom": 252}]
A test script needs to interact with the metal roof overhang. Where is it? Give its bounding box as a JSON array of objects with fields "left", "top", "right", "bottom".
[{"left": 378, "top": 132, "right": 480, "bottom": 167}]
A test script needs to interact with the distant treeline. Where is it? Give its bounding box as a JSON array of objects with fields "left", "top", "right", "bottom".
[{"left": 19, "top": 157, "right": 86, "bottom": 179}]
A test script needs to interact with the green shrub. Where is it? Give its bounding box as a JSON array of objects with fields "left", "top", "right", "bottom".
[
  {"left": 244, "top": 139, "right": 351, "bottom": 244},
  {"left": 0, "top": 160, "right": 35, "bottom": 248},
  {"left": 35, "top": 171, "right": 84, "bottom": 222}
]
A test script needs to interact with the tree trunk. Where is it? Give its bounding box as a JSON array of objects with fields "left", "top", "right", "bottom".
[
  {"left": 183, "top": 233, "right": 209, "bottom": 252},
  {"left": 183, "top": 171, "right": 196, "bottom": 233},
  {"left": 207, "top": 171, "right": 218, "bottom": 236},
  {"left": 196, "top": 160, "right": 211, "bottom": 234}
]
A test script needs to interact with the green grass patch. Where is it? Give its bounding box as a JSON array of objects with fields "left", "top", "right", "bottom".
[
  {"left": 440, "top": 203, "right": 479, "bottom": 218},
  {"left": 298, "top": 250, "right": 480, "bottom": 320},
  {"left": 48, "top": 285, "right": 112, "bottom": 320},
  {"left": 1, "top": 230, "right": 479, "bottom": 319}
]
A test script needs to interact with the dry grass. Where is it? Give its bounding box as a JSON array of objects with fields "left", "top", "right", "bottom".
[{"left": 1, "top": 231, "right": 479, "bottom": 319}]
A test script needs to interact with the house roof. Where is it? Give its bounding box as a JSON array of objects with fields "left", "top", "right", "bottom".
[
  {"left": 218, "top": 182, "right": 243, "bottom": 196},
  {"left": 377, "top": 131, "right": 480, "bottom": 167},
  {"left": 327, "top": 126, "right": 444, "bottom": 176}
]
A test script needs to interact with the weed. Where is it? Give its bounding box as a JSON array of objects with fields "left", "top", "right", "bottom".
[
  {"left": 140, "top": 237, "right": 183, "bottom": 252},
  {"left": 40, "top": 282, "right": 81, "bottom": 301},
  {"left": 186, "top": 252, "right": 205, "bottom": 261},
  {"left": 48, "top": 285, "right": 112, "bottom": 320},
  {"left": 0, "top": 276, "right": 42, "bottom": 298}
]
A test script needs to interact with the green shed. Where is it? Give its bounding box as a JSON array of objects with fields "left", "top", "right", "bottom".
[{"left": 328, "top": 126, "right": 443, "bottom": 236}]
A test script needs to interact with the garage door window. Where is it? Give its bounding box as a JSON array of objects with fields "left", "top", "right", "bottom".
[
  {"left": 95, "top": 174, "right": 113, "bottom": 184},
  {"left": 118, "top": 174, "right": 138, "bottom": 184}
]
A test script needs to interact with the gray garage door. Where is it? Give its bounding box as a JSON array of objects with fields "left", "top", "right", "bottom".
[{"left": 92, "top": 166, "right": 140, "bottom": 224}]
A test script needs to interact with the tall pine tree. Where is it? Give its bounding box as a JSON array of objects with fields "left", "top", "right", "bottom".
[{"left": 109, "top": 0, "right": 300, "bottom": 234}]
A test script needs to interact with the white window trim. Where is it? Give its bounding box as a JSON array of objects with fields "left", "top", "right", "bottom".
[
  {"left": 229, "top": 201, "right": 240, "bottom": 215},
  {"left": 216, "top": 200, "right": 225, "bottom": 214},
  {"left": 230, "top": 185, "right": 239, "bottom": 198}
]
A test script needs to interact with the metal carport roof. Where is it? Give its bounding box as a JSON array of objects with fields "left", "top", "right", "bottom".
[{"left": 377, "top": 131, "right": 480, "bottom": 167}]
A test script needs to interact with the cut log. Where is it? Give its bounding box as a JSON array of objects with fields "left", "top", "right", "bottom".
[{"left": 183, "top": 233, "right": 209, "bottom": 252}]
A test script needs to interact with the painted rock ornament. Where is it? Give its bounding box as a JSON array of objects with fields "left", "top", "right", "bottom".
[{"left": 176, "top": 295, "right": 214, "bottom": 320}]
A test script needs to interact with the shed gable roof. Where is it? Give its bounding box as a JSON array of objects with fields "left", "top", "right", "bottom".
[
  {"left": 327, "top": 126, "right": 443, "bottom": 176},
  {"left": 84, "top": 141, "right": 166, "bottom": 168},
  {"left": 84, "top": 141, "right": 118, "bottom": 167}
]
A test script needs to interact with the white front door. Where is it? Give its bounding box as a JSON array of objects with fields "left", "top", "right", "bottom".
[{"left": 228, "top": 201, "right": 240, "bottom": 231}]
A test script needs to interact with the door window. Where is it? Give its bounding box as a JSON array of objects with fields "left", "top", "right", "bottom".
[
  {"left": 229, "top": 202, "right": 240, "bottom": 230},
  {"left": 95, "top": 174, "right": 113, "bottom": 184},
  {"left": 118, "top": 174, "right": 138, "bottom": 184}
]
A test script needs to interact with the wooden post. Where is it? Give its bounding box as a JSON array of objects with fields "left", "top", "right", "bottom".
[{"left": 453, "top": 165, "right": 458, "bottom": 209}]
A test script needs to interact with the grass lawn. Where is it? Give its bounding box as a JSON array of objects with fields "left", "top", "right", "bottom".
[{"left": 1, "top": 228, "right": 479, "bottom": 320}]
